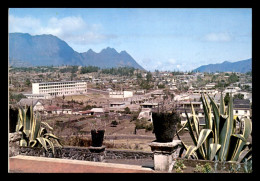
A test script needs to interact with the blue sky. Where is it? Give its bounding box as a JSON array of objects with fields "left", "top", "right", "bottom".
[{"left": 9, "top": 8, "right": 252, "bottom": 71}]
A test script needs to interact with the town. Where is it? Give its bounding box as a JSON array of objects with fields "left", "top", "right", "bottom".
[{"left": 9, "top": 65, "right": 252, "bottom": 152}]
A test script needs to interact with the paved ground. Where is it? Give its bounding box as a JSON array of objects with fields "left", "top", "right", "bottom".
[{"left": 9, "top": 155, "right": 155, "bottom": 173}]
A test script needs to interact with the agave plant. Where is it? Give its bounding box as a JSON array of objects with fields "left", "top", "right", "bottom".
[
  {"left": 177, "top": 93, "right": 252, "bottom": 163},
  {"left": 15, "top": 105, "right": 62, "bottom": 154}
]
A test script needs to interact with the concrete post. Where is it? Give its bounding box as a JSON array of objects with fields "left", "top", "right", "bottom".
[
  {"left": 89, "top": 146, "right": 106, "bottom": 162},
  {"left": 149, "top": 140, "right": 181, "bottom": 172}
]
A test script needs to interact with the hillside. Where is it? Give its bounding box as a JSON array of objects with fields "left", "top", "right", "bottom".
[
  {"left": 193, "top": 58, "right": 252, "bottom": 73},
  {"left": 9, "top": 33, "right": 145, "bottom": 70}
]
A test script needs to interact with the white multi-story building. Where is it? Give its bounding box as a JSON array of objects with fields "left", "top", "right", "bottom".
[
  {"left": 32, "top": 81, "right": 87, "bottom": 97},
  {"left": 109, "top": 91, "right": 133, "bottom": 98}
]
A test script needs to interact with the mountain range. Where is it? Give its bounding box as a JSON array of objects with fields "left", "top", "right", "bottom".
[
  {"left": 9, "top": 33, "right": 145, "bottom": 70},
  {"left": 193, "top": 58, "right": 252, "bottom": 73}
]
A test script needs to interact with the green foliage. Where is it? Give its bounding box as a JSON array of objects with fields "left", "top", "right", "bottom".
[
  {"left": 101, "top": 67, "right": 136, "bottom": 76},
  {"left": 158, "top": 84, "right": 165, "bottom": 89},
  {"left": 80, "top": 66, "right": 100, "bottom": 74},
  {"left": 60, "top": 66, "right": 78, "bottom": 73},
  {"left": 9, "top": 93, "right": 27, "bottom": 103},
  {"left": 174, "top": 160, "right": 186, "bottom": 173},
  {"left": 16, "top": 105, "right": 62, "bottom": 154},
  {"left": 194, "top": 163, "right": 213, "bottom": 173},
  {"left": 180, "top": 93, "right": 252, "bottom": 163},
  {"left": 124, "top": 107, "right": 131, "bottom": 114},
  {"left": 111, "top": 120, "right": 118, "bottom": 126},
  {"left": 135, "top": 118, "right": 153, "bottom": 131},
  {"left": 224, "top": 93, "right": 230, "bottom": 106},
  {"left": 228, "top": 73, "right": 239, "bottom": 84},
  {"left": 25, "top": 79, "right": 31, "bottom": 87},
  {"left": 140, "top": 80, "right": 153, "bottom": 90},
  {"left": 146, "top": 71, "right": 152, "bottom": 82},
  {"left": 234, "top": 93, "right": 244, "bottom": 100}
]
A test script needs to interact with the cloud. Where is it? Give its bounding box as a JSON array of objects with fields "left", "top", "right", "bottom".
[
  {"left": 9, "top": 15, "right": 117, "bottom": 46},
  {"left": 140, "top": 58, "right": 185, "bottom": 71},
  {"left": 9, "top": 15, "right": 42, "bottom": 33},
  {"left": 203, "top": 32, "right": 232, "bottom": 42}
]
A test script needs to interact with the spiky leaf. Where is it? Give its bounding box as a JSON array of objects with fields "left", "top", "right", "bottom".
[{"left": 209, "top": 143, "right": 221, "bottom": 161}]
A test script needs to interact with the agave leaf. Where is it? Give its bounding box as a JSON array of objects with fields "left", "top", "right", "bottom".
[
  {"left": 41, "top": 122, "right": 53, "bottom": 130},
  {"left": 191, "top": 103, "right": 199, "bottom": 139},
  {"left": 54, "top": 139, "right": 63, "bottom": 148},
  {"left": 185, "top": 110, "right": 198, "bottom": 146},
  {"left": 174, "top": 121, "right": 188, "bottom": 137},
  {"left": 184, "top": 145, "right": 197, "bottom": 159},
  {"left": 24, "top": 106, "right": 32, "bottom": 137},
  {"left": 226, "top": 134, "right": 245, "bottom": 161},
  {"left": 201, "top": 94, "right": 209, "bottom": 129},
  {"left": 208, "top": 94, "right": 220, "bottom": 143},
  {"left": 196, "top": 129, "right": 213, "bottom": 150},
  {"left": 29, "top": 140, "right": 37, "bottom": 147},
  {"left": 38, "top": 127, "right": 47, "bottom": 137},
  {"left": 238, "top": 147, "right": 252, "bottom": 163},
  {"left": 219, "top": 92, "right": 225, "bottom": 115},
  {"left": 209, "top": 143, "right": 221, "bottom": 161},
  {"left": 230, "top": 118, "right": 252, "bottom": 161},
  {"left": 203, "top": 93, "right": 213, "bottom": 130},
  {"left": 20, "top": 139, "right": 27, "bottom": 146},
  {"left": 44, "top": 133, "right": 60, "bottom": 140},
  {"left": 219, "top": 94, "right": 234, "bottom": 161},
  {"left": 36, "top": 137, "right": 48, "bottom": 151},
  {"left": 44, "top": 138, "right": 55, "bottom": 155},
  {"left": 30, "top": 113, "right": 41, "bottom": 141}
]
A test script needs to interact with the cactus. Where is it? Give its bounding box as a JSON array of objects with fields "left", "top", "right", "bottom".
[
  {"left": 15, "top": 105, "right": 62, "bottom": 154},
  {"left": 179, "top": 93, "right": 252, "bottom": 164}
]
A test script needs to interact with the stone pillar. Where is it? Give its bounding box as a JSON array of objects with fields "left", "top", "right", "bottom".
[
  {"left": 9, "top": 132, "right": 22, "bottom": 157},
  {"left": 88, "top": 146, "right": 106, "bottom": 162},
  {"left": 149, "top": 140, "right": 181, "bottom": 172}
]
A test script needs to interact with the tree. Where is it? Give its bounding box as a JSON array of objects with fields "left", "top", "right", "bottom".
[
  {"left": 124, "top": 107, "right": 131, "bottom": 114},
  {"left": 234, "top": 93, "right": 244, "bottom": 100},
  {"left": 224, "top": 93, "right": 230, "bottom": 106},
  {"left": 146, "top": 71, "right": 152, "bottom": 82},
  {"left": 25, "top": 79, "right": 31, "bottom": 87}
]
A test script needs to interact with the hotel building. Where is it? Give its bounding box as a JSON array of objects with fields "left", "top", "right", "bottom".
[{"left": 32, "top": 81, "right": 87, "bottom": 97}]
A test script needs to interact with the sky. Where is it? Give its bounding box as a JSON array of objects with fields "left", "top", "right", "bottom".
[{"left": 8, "top": 8, "right": 252, "bottom": 72}]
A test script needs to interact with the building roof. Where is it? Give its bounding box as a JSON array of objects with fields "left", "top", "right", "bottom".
[
  {"left": 90, "top": 108, "right": 104, "bottom": 113},
  {"left": 233, "top": 99, "right": 250, "bottom": 109},
  {"left": 17, "top": 98, "right": 42, "bottom": 107}
]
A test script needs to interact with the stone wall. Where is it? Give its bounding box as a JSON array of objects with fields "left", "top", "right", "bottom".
[{"left": 18, "top": 146, "right": 153, "bottom": 162}]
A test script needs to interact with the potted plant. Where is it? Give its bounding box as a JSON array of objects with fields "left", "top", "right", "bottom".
[
  {"left": 152, "top": 110, "right": 180, "bottom": 142},
  {"left": 90, "top": 120, "right": 106, "bottom": 147}
]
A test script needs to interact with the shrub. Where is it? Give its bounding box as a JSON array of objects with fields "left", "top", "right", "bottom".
[
  {"left": 194, "top": 163, "right": 212, "bottom": 173},
  {"left": 174, "top": 160, "right": 186, "bottom": 173}
]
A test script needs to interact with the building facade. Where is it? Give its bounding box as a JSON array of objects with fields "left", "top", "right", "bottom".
[{"left": 32, "top": 81, "right": 87, "bottom": 97}]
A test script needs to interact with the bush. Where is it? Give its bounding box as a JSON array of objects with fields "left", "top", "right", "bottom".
[
  {"left": 174, "top": 160, "right": 186, "bottom": 173},
  {"left": 194, "top": 163, "right": 213, "bottom": 173},
  {"left": 111, "top": 120, "right": 118, "bottom": 127}
]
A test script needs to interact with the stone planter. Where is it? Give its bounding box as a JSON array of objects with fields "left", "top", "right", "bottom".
[
  {"left": 176, "top": 158, "right": 246, "bottom": 172},
  {"left": 91, "top": 129, "right": 105, "bottom": 147},
  {"left": 152, "top": 112, "right": 178, "bottom": 142}
]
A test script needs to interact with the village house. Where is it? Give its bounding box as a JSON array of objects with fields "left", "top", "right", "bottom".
[
  {"left": 140, "top": 102, "right": 158, "bottom": 109},
  {"left": 233, "top": 99, "right": 251, "bottom": 119},
  {"left": 109, "top": 90, "right": 133, "bottom": 99},
  {"left": 17, "top": 98, "right": 45, "bottom": 113},
  {"left": 137, "top": 108, "right": 153, "bottom": 122}
]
